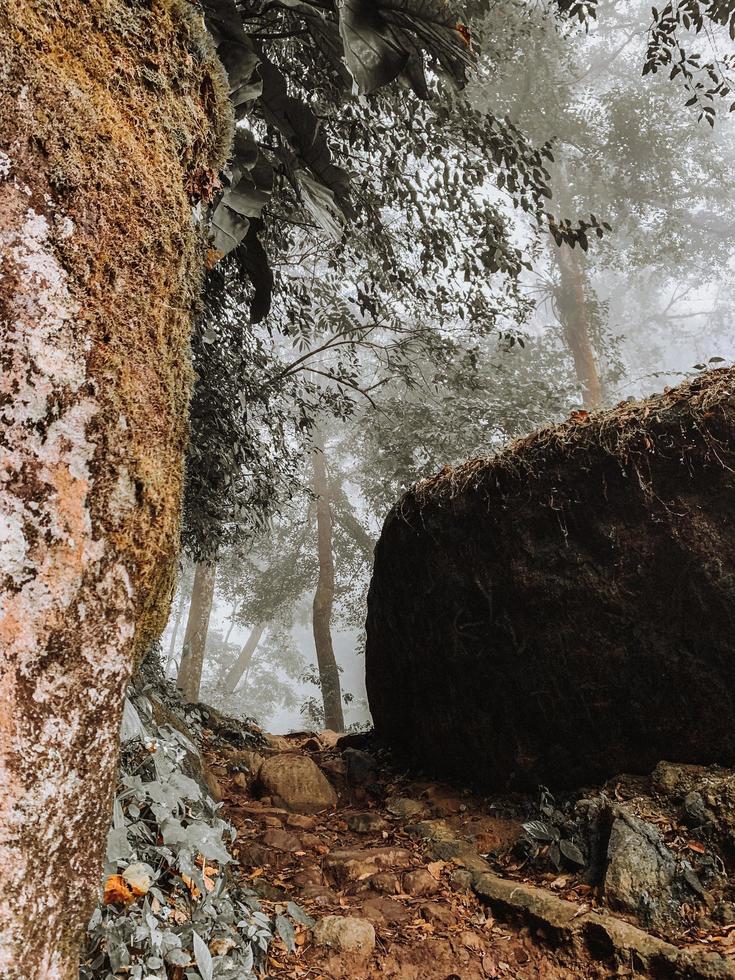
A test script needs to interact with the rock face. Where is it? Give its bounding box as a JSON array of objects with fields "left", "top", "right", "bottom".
[
  {"left": 366, "top": 370, "right": 735, "bottom": 788},
  {"left": 604, "top": 812, "right": 680, "bottom": 930},
  {"left": 257, "top": 754, "right": 338, "bottom": 813}
]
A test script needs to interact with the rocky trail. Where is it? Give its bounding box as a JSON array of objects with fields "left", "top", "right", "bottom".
[{"left": 199, "top": 724, "right": 735, "bottom": 979}]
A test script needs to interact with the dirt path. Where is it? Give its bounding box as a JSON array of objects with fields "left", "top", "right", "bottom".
[{"left": 202, "top": 731, "right": 632, "bottom": 979}]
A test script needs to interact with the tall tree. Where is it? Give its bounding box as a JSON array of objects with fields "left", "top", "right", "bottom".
[
  {"left": 177, "top": 563, "right": 217, "bottom": 702},
  {"left": 222, "top": 621, "right": 267, "bottom": 695},
  {"left": 311, "top": 440, "right": 345, "bottom": 731},
  {"left": 554, "top": 243, "right": 603, "bottom": 408},
  {"left": 0, "top": 3, "right": 231, "bottom": 973}
]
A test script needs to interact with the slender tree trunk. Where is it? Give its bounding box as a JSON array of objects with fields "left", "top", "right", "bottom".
[
  {"left": 554, "top": 243, "right": 603, "bottom": 410},
  {"left": 0, "top": 6, "right": 230, "bottom": 974},
  {"left": 311, "top": 441, "right": 345, "bottom": 732},
  {"left": 165, "top": 585, "right": 189, "bottom": 673},
  {"left": 551, "top": 159, "right": 603, "bottom": 411},
  {"left": 224, "top": 602, "right": 241, "bottom": 646},
  {"left": 177, "top": 562, "right": 217, "bottom": 702},
  {"left": 222, "top": 622, "right": 266, "bottom": 694}
]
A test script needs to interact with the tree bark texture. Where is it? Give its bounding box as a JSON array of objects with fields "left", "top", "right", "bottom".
[
  {"left": 366, "top": 369, "right": 735, "bottom": 791},
  {"left": 312, "top": 444, "right": 345, "bottom": 732},
  {"left": 223, "top": 622, "right": 266, "bottom": 694},
  {"left": 177, "top": 562, "right": 216, "bottom": 702},
  {"left": 554, "top": 242, "right": 603, "bottom": 410},
  {"left": 0, "top": 2, "right": 231, "bottom": 976}
]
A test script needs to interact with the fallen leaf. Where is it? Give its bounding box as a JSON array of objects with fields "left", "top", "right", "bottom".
[
  {"left": 428, "top": 860, "right": 446, "bottom": 880},
  {"left": 122, "top": 862, "right": 151, "bottom": 897},
  {"left": 181, "top": 874, "right": 201, "bottom": 899},
  {"left": 103, "top": 874, "right": 134, "bottom": 907},
  {"left": 687, "top": 841, "right": 706, "bottom": 854}
]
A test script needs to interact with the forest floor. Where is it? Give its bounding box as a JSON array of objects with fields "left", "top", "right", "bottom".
[{"left": 202, "top": 729, "right": 735, "bottom": 980}]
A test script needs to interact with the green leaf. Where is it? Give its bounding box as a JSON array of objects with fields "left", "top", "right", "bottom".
[
  {"left": 275, "top": 913, "right": 296, "bottom": 952},
  {"left": 193, "top": 930, "right": 213, "bottom": 980},
  {"left": 337, "top": 0, "right": 409, "bottom": 94}
]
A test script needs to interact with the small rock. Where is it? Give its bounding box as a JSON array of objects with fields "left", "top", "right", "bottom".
[
  {"left": 449, "top": 869, "right": 473, "bottom": 892},
  {"left": 386, "top": 798, "right": 425, "bottom": 820},
  {"left": 343, "top": 748, "right": 376, "bottom": 786},
  {"left": 262, "top": 815, "right": 283, "bottom": 829},
  {"left": 258, "top": 754, "right": 337, "bottom": 814},
  {"left": 313, "top": 915, "right": 376, "bottom": 954},
  {"left": 286, "top": 813, "right": 316, "bottom": 831},
  {"left": 347, "top": 811, "right": 389, "bottom": 834},
  {"left": 403, "top": 868, "right": 440, "bottom": 897},
  {"left": 261, "top": 829, "right": 302, "bottom": 852},
  {"left": 361, "top": 871, "right": 400, "bottom": 895}
]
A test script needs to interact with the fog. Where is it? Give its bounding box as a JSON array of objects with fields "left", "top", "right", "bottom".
[{"left": 165, "top": 0, "right": 735, "bottom": 736}]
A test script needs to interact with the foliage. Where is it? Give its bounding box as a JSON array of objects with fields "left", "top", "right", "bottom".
[
  {"left": 518, "top": 788, "right": 588, "bottom": 872},
  {"left": 83, "top": 655, "right": 312, "bottom": 980},
  {"left": 83, "top": 682, "right": 271, "bottom": 979},
  {"left": 643, "top": 0, "right": 735, "bottom": 125},
  {"left": 201, "top": 623, "right": 304, "bottom": 722}
]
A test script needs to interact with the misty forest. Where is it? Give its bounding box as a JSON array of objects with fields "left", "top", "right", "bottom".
[{"left": 5, "top": 1, "right": 735, "bottom": 978}]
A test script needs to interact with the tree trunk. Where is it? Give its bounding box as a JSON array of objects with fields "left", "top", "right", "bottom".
[
  {"left": 177, "top": 562, "right": 217, "bottom": 702},
  {"left": 554, "top": 243, "right": 603, "bottom": 410},
  {"left": 222, "top": 622, "right": 266, "bottom": 694},
  {"left": 311, "top": 442, "right": 345, "bottom": 732},
  {"left": 224, "top": 603, "right": 240, "bottom": 646},
  {"left": 165, "top": 584, "right": 189, "bottom": 673},
  {"left": 0, "top": 3, "right": 231, "bottom": 975}
]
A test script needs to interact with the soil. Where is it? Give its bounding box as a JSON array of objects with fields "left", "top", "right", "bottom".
[{"left": 202, "top": 729, "right": 735, "bottom": 979}]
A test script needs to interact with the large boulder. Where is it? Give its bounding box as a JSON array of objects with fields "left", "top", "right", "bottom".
[{"left": 366, "top": 370, "right": 735, "bottom": 789}]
